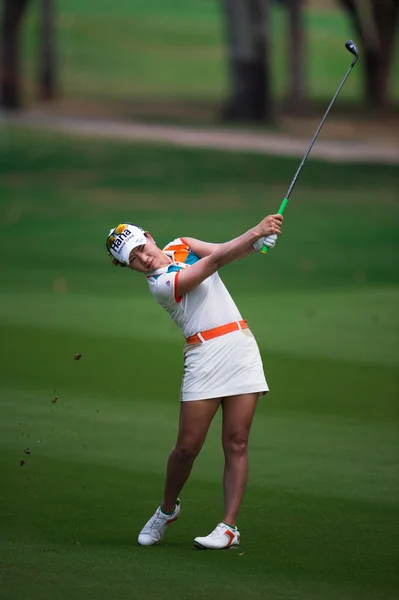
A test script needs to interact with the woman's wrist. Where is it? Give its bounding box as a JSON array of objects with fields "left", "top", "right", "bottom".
[{"left": 251, "top": 227, "right": 263, "bottom": 241}]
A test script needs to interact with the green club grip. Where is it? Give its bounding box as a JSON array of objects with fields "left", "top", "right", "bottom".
[{"left": 260, "top": 197, "right": 289, "bottom": 255}]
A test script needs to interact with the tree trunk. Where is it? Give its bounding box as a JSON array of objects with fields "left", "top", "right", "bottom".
[
  {"left": 222, "top": 0, "right": 274, "bottom": 122},
  {"left": 366, "top": 0, "right": 399, "bottom": 108},
  {"left": 38, "top": 0, "right": 57, "bottom": 100},
  {"left": 286, "top": 0, "right": 306, "bottom": 112},
  {"left": 337, "top": 0, "right": 399, "bottom": 109},
  {"left": 1, "top": 0, "right": 30, "bottom": 109}
]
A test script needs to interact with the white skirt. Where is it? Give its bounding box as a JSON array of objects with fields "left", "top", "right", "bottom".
[{"left": 180, "top": 328, "right": 268, "bottom": 402}]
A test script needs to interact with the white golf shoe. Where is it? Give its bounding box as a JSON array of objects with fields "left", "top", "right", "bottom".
[
  {"left": 138, "top": 499, "right": 180, "bottom": 546},
  {"left": 193, "top": 522, "right": 240, "bottom": 550}
]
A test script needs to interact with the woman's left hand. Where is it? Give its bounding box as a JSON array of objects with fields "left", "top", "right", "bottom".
[{"left": 256, "top": 214, "right": 283, "bottom": 237}]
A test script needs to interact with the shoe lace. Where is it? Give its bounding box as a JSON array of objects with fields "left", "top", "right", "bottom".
[
  {"left": 209, "top": 523, "right": 227, "bottom": 538},
  {"left": 149, "top": 509, "right": 170, "bottom": 530}
]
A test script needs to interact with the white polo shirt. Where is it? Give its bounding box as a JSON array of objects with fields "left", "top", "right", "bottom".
[{"left": 146, "top": 238, "right": 243, "bottom": 339}]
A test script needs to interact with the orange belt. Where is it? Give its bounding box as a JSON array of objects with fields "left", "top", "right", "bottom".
[{"left": 186, "top": 320, "right": 248, "bottom": 345}]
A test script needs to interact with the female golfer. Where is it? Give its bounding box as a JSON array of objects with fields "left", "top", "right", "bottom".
[{"left": 106, "top": 214, "right": 283, "bottom": 549}]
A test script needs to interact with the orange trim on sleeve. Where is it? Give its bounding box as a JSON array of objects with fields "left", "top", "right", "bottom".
[{"left": 174, "top": 270, "right": 183, "bottom": 303}]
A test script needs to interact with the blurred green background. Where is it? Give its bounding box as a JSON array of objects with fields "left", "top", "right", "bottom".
[
  {"left": 18, "top": 0, "right": 399, "bottom": 132},
  {"left": 22, "top": 1, "right": 367, "bottom": 103},
  {"left": 1, "top": 1, "right": 399, "bottom": 600}
]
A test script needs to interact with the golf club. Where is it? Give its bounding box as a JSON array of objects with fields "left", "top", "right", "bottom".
[{"left": 261, "top": 39, "right": 359, "bottom": 254}]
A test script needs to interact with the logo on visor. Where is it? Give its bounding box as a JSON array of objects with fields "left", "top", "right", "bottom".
[
  {"left": 107, "top": 226, "right": 132, "bottom": 253},
  {"left": 166, "top": 280, "right": 170, "bottom": 287}
]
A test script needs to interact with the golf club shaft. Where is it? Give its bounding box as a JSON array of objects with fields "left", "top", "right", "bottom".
[{"left": 261, "top": 45, "right": 358, "bottom": 254}]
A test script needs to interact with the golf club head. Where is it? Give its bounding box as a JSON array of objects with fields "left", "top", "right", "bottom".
[{"left": 345, "top": 40, "right": 359, "bottom": 64}]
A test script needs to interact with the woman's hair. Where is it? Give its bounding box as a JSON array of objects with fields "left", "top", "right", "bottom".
[{"left": 111, "top": 256, "right": 127, "bottom": 267}]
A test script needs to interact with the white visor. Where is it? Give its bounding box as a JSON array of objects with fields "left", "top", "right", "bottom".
[{"left": 106, "top": 223, "right": 147, "bottom": 265}]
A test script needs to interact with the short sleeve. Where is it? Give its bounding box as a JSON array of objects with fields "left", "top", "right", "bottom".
[{"left": 151, "top": 271, "right": 183, "bottom": 304}]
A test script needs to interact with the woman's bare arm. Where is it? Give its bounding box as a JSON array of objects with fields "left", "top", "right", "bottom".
[
  {"left": 183, "top": 235, "right": 258, "bottom": 264},
  {"left": 177, "top": 214, "right": 283, "bottom": 297},
  {"left": 182, "top": 237, "right": 221, "bottom": 258}
]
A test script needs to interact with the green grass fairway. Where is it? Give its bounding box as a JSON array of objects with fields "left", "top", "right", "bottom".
[{"left": 1, "top": 127, "right": 399, "bottom": 600}]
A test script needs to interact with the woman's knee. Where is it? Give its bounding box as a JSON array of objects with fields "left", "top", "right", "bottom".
[
  {"left": 173, "top": 438, "right": 203, "bottom": 462},
  {"left": 222, "top": 431, "right": 249, "bottom": 457}
]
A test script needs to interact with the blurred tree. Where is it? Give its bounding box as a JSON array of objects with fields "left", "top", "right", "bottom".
[
  {"left": 285, "top": 0, "right": 306, "bottom": 112},
  {"left": 222, "top": 0, "right": 307, "bottom": 121},
  {"left": 337, "top": 0, "right": 399, "bottom": 108},
  {"left": 222, "top": 0, "right": 274, "bottom": 121},
  {"left": 1, "top": 0, "right": 30, "bottom": 109},
  {"left": 38, "top": 0, "right": 56, "bottom": 100}
]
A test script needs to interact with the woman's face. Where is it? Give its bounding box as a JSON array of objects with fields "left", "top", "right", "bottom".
[{"left": 128, "top": 234, "right": 170, "bottom": 273}]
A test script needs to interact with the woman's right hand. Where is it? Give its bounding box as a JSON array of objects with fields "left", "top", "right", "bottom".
[{"left": 256, "top": 214, "right": 284, "bottom": 237}]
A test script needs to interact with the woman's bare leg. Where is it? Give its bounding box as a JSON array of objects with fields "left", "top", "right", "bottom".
[
  {"left": 161, "top": 397, "right": 221, "bottom": 513},
  {"left": 221, "top": 393, "right": 259, "bottom": 526}
]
